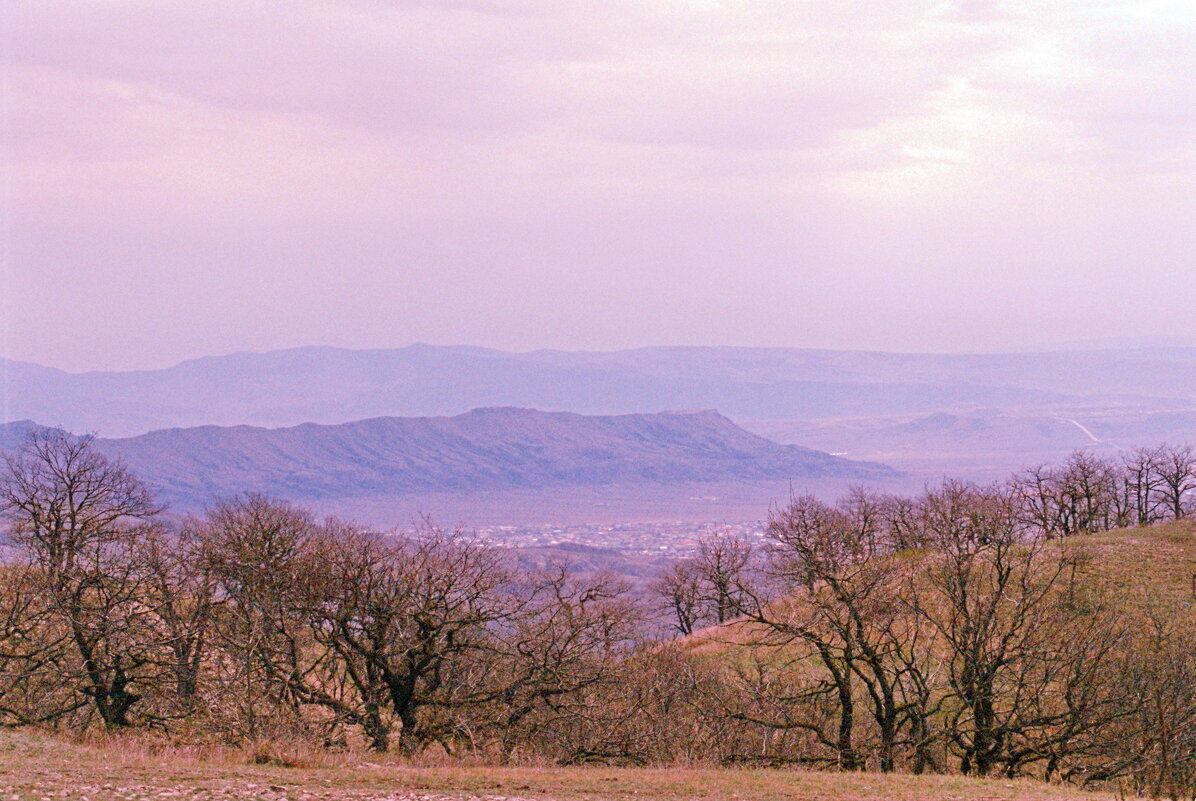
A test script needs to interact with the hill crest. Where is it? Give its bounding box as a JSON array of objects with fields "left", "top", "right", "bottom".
[{"left": 1, "top": 409, "right": 894, "bottom": 511}]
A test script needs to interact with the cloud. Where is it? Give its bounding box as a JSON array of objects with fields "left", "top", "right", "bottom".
[
  {"left": 9, "top": 1, "right": 1188, "bottom": 172},
  {"left": 3, "top": 0, "right": 1193, "bottom": 369}
]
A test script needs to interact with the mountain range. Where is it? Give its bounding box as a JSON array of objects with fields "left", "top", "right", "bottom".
[
  {"left": 4, "top": 344, "right": 1193, "bottom": 438},
  {"left": 0, "top": 409, "right": 893, "bottom": 512},
  {"left": 3, "top": 343, "right": 1192, "bottom": 497}
]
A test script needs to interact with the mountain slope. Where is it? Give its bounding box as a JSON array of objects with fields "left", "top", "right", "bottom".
[{"left": 1, "top": 410, "right": 894, "bottom": 510}]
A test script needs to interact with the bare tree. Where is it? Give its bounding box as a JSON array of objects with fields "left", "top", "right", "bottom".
[
  {"left": 652, "top": 560, "right": 703, "bottom": 637},
  {"left": 294, "top": 522, "right": 514, "bottom": 753},
  {"left": 0, "top": 432, "right": 1191, "bottom": 782},
  {"left": 651, "top": 532, "right": 754, "bottom": 636},
  {"left": 912, "top": 482, "right": 1127, "bottom": 777},
  {"left": 198, "top": 494, "right": 319, "bottom": 741},
  {"left": 0, "top": 564, "right": 83, "bottom": 726},
  {"left": 880, "top": 493, "right": 928, "bottom": 552},
  {"left": 733, "top": 494, "right": 898, "bottom": 771},
  {"left": 1122, "top": 447, "right": 1167, "bottom": 527},
  {"left": 1155, "top": 444, "right": 1196, "bottom": 521},
  {"left": 0, "top": 429, "right": 164, "bottom": 729},
  {"left": 1012, "top": 452, "right": 1118, "bottom": 537},
  {"left": 141, "top": 522, "right": 217, "bottom": 705},
  {"left": 695, "top": 532, "right": 754, "bottom": 625},
  {"left": 1125, "top": 612, "right": 1196, "bottom": 799},
  {"left": 758, "top": 491, "right": 920, "bottom": 773},
  {"left": 488, "top": 564, "right": 641, "bottom": 761}
]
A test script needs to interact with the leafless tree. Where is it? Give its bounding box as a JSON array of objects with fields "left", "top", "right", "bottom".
[
  {"left": 1122, "top": 447, "right": 1167, "bottom": 527},
  {"left": 1012, "top": 452, "right": 1120, "bottom": 537},
  {"left": 0, "top": 429, "right": 164, "bottom": 729},
  {"left": 294, "top": 522, "right": 515, "bottom": 753},
  {"left": 0, "top": 564, "right": 83, "bottom": 726},
  {"left": 880, "top": 493, "right": 929, "bottom": 552},
  {"left": 732, "top": 494, "right": 903, "bottom": 771},
  {"left": 763, "top": 490, "right": 945, "bottom": 773},
  {"left": 694, "top": 533, "right": 754, "bottom": 625},
  {"left": 1155, "top": 444, "right": 1196, "bottom": 521},
  {"left": 0, "top": 432, "right": 1192, "bottom": 784},
  {"left": 652, "top": 560, "right": 703, "bottom": 636},
  {"left": 652, "top": 531, "right": 754, "bottom": 636},
  {"left": 1062, "top": 451, "right": 1118, "bottom": 534},
  {"left": 487, "top": 564, "right": 641, "bottom": 761},
  {"left": 1129, "top": 613, "right": 1196, "bottom": 799},
  {"left": 912, "top": 482, "right": 1128, "bottom": 777},
  {"left": 141, "top": 522, "right": 217, "bottom": 705},
  {"left": 197, "top": 494, "right": 319, "bottom": 742}
]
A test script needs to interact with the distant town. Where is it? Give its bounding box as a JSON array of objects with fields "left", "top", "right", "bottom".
[{"left": 475, "top": 519, "right": 766, "bottom": 556}]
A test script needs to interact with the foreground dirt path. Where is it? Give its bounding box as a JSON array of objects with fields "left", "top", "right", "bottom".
[{"left": 0, "top": 731, "right": 1133, "bottom": 801}]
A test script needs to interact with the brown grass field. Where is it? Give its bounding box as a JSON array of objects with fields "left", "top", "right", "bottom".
[{"left": 0, "top": 727, "right": 1140, "bottom": 801}]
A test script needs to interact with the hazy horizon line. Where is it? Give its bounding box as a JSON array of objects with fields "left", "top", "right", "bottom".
[{"left": 5, "top": 335, "right": 1196, "bottom": 375}]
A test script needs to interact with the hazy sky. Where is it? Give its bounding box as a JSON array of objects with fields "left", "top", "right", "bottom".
[{"left": 3, "top": 0, "right": 1194, "bottom": 371}]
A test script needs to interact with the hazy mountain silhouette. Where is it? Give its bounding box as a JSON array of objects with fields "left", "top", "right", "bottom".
[
  {"left": 0, "top": 409, "right": 894, "bottom": 510},
  {"left": 5, "top": 344, "right": 1194, "bottom": 437}
]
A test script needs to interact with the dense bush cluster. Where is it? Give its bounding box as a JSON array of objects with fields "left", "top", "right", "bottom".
[{"left": 1, "top": 429, "right": 1194, "bottom": 797}]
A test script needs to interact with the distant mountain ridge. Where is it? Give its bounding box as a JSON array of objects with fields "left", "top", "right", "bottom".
[
  {"left": 4, "top": 343, "right": 1194, "bottom": 437},
  {"left": 0, "top": 409, "right": 894, "bottom": 510}
]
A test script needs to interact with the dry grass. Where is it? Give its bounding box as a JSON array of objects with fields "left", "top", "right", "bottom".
[
  {"left": 0, "top": 728, "right": 1136, "bottom": 801},
  {"left": 1077, "top": 518, "right": 1196, "bottom": 607},
  {"left": 679, "top": 519, "right": 1196, "bottom": 656}
]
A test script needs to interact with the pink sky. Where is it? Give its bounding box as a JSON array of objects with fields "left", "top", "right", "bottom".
[{"left": 3, "top": 0, "right": 1194, "bottom": 371}]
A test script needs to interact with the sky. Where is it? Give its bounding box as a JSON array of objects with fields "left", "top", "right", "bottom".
[{"left": 3, "top": 0, "right": 1194, "bottom": 372}]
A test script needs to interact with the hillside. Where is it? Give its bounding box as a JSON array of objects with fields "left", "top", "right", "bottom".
[
  {"left": 682, "top": 518, "right": 1196, "bottom": 654},
  {"left": 0, "top": 409, "right": 893, "bottom": 512},
  {"left": 1074, "top": 518, "right": 1196, "bottom": 608},
  {"left": 4, "top": 344, "right": 1193, "bottom": 437}
]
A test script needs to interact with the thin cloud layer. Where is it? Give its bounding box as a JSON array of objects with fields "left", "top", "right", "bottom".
[{"left": 4, "top": 0, "right": 1193, "bottom": 370}]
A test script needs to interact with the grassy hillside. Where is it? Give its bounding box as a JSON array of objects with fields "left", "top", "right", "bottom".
[
  {"left": 680, "top": 518, "right": 1196, "bottom": 655},
  {"left": 0, "top": 728, "right": 1134, "bottom": 801},
  {"left": 1076, "top": 518, "right": 1196, "bottom": 607}
]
